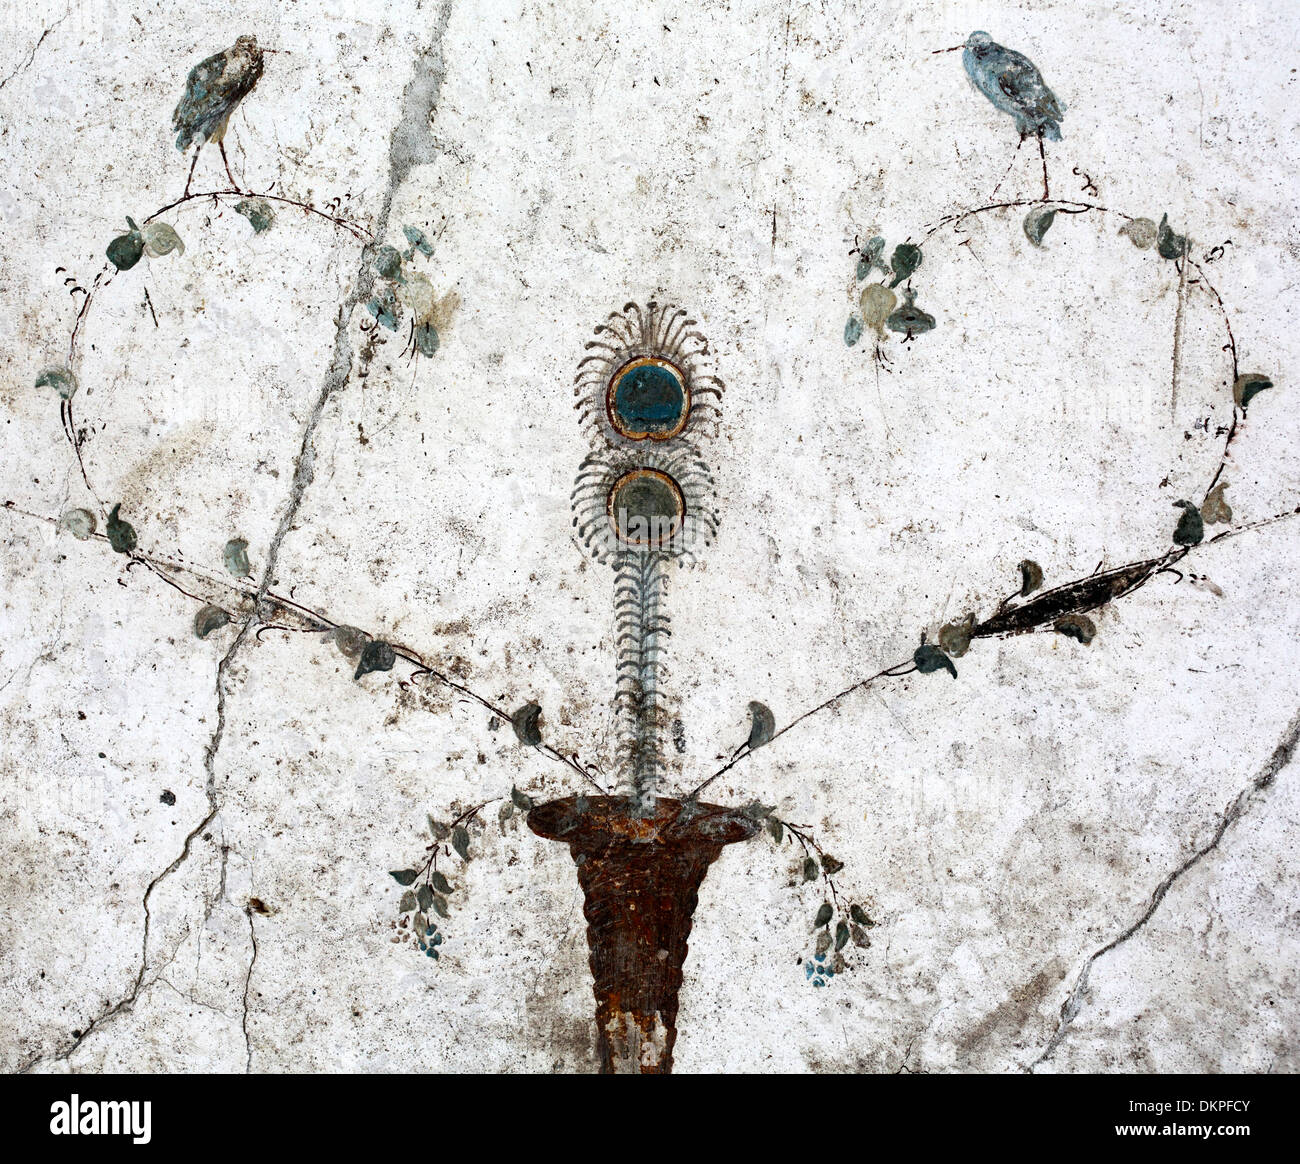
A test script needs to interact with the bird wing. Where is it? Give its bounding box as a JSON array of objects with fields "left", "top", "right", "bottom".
[
  {"left": 172, "top": 49, "right": 231, "bottom": 133},
  {"left": 995, "top": 54, "right": 1063, "bottom": 125}
]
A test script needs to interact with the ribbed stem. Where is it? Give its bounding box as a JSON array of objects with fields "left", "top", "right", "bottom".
[{"left": 613, "top": 550, "right": 669, "bottom": 811}]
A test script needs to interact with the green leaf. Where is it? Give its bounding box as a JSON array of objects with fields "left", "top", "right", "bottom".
[
  {"left": 398, "top": 890, "right": 417, "bottom": 912},
  {"left": 888, "top": 242, "right": 922, "bottom": 288},
  {"left": 353, "top": 639, "right": 396, "bottom": 680},
  {"left": 913, "top": 642, "right": 956, "bottom": 678},
  {"left": 57, "top": 507, "right": 96, "bottom": 540},
  {"left": 856, "top": 236, "right": 886, "bottom": 280},
  {"left": 1156, "top": 213, "right": 1188, "bottom": 261},
  {"left": 413, "top": 321, "right": 440, "bottom": 358},
  {"left": 389, "top": 869, "right": 418, "bottom": 886},
  {"left": 820, "top": 853, "right": 844, "bottom": 875},
  {"left": 402, "top": 225, "right": 435, "bottom": 256},
  {"left": 222, "top": 537, "right": 251, "bottom": 578},
  {"left": 194, "top": 604, "right": 231, "bottom": 639},
  {"left": 430, "top": 870, "right": 453, "bottom": 895},
  {"left": 1053, "top": 614, "right": 1097, "bottom": 645},
  {"left": 365, "top": 285, "right": 401, "bottom": 330},
  {"left": 814, "top": 902, "right": 833, "bottom": 928},
  {"left": 373, "top": 245, "right": 405, "bottom": 280},
  {"left": 234, "top": 199, "right": 275, "bottom": 234},
  {"left": 416, "top": 883, "right": 434, "bottom": 912},
  {"left": 850, "top": 903, "right": 874, "bottom": 927},
  {"left": 1023, "top": 206, "right": 1056, "bottom": 247},
  {"left": 1233, "top": 373, "right": 1273, "bottom": 412},
  {"left": 106, "top": 503, "right": 137, "bottom": 553},
  {"left": 1019, "top": 559, "right": 1044, "bottom": 596},
  {"left": 510, "top": 785, "right": 534, "bottom": 811},
  {"left": 107, "top": 220, "right": 145, "bottom": 271},
  {"left": 431, "top": 894, "right": 450, "bottom": 918},
  {"left": 451, "top": 825, "right": 470, "bottom": 861},
  {"left": 938, "top": 613, "right": 975, "bottom": 659},
  {"left": 802, "top": 856, "right": 819, "bottom": 882},
  {"left": 427, "top": 816, "right": 450, "bottom": 841},
  {"left": 142, "top": 221, "right": 184, "bottom": 258},
  {"left": 1172, "top": 499, "right": 1204, "bottom": 547},
  {"left": 885, "top": 288, "right": 935, "bottom": 337},
  {"left": 745, "top": 701, "right": 776, "bottom": 751},
  {"left": 843, "top": 314, "right": 863, "bottom": 347},
  {"left": 36, "top": 366, "right": 78, "bottom": 400},
  {"left": 834, "top": 921, "right": 850, "bottom": 951},
  {"left": 511, "top": 701, "right": 543, "bottom": 746},
  {"left": 765, "top": 816, "right": 783, "bottom": 844}
]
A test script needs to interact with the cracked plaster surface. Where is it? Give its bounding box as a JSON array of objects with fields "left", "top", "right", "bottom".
[{"left": 1, "top": 0, "right": 1297, "bottom": 1073}]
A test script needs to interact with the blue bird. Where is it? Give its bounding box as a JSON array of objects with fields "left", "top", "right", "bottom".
[
  {"left": 960, "top": 31, "right": 1064, "bottom": 142},
  {"left": 172, "top": 35, "right": 265, "bottom": 195}
]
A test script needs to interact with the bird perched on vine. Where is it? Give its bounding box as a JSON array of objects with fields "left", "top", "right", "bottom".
[
  {"left": 172, "top": 35, "right": 265, "bottom": 195},
  {"left": 959, "top": 31, "right": 1064, "bottom": 142}
]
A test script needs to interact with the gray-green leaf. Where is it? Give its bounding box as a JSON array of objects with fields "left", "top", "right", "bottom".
[
  {"left": 416, "top": 884, "right": 434, "bottom": 912},
  {"left": 888, "top": 242, "right": 922, "bottom": 288},
  {"left": 389, "top": 869, "right": 418, "bottom": 886},
  {"left": 353, "top": 639, "right": 396, "bottom": 680},
  {"left": 511, "top": 701, "right": 543, "bottom": 746},
  {"left": 57, "top": 507, "right": 96, "bottom": 539},
  {"left": 223, "top": 538, "right": 251, "bottom": 578},
  {"left": 1234, "top": 373, "right": 1273, "bottom": 412},
  {"left": 802, "top": 856, "right": 819, "bottom": 882},
  {"left": 1023, "top": 206, "right": 1056, "bottom": 247},
  {"left": 107, "top": 219, "right": 145, "bottom": 271},
  {"left": 36, "top": 366, "right": 78, "bottom": 400},
  {"left": 913, "top": 642, "right": 956, "bottom": 678},
  {"left": 106, "top": 503, "right": 137, "bottom": 553},
  {"left": 194, "top": 605, "right": 231, "bottom": 639},
  {"left": 1173, "top": 499, "right": 1204, "bottom": 547},
  {"left": 142, "top": 221, "right": 184, "bottom": 258},
  {"left": 402, "top": 225, "right": 434, "bottom": 256},
  {"left": 511, "top": 785, "right": 534, "bottom": 811},
  {"left": 451, "top": 825, "right": 470, "bottom": 861},
  {"left": 1119, "top": 217, "right": 1158, "bottom": 249},
  {"left": 814, "top": 902, "right": 833, "bottom": 928},
  {"left": 1019, "top": 559, "right": 1044, "bottom": 596},
  {"left": 1156, "top": 213, "right": 1188, "bottom": 261},
  {"left": 234, "top": 199, "right": 275, "bottom": 234},
  {"left": 1053, "top": 614, "right": 1097, "bottom": 645}
]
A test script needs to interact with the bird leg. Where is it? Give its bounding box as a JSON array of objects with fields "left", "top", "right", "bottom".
[
  {"left": 182, "top": 149, "right": 200, "bottom": 199},
  {"left": 1037, "top": 129, "right": 1049, "bottom": 200},
  {"left": 218, "top": 141, "right": 239, "bottom": 191}
]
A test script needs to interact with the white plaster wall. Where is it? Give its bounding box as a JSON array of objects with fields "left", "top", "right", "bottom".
[{"left": 1, "top": 0, "right": 1297, "bottom": 1072}]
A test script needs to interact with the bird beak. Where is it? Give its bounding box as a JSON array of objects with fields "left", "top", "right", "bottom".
[{"left": 931, "top": 44, "right": 965, "bottom": 53}]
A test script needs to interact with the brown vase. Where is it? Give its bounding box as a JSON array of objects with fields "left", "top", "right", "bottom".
[{"left": 528, "top": 795, "right": 759, "bottom": 1074}]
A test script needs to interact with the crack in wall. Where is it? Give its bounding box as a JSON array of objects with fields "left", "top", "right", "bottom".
[
  {"left": 16, "top": 3, "right": 455, "bottom": 1073},
  {"left": 242, "top": 909, "right": 259, "bottom": 1073},
  {"left": 1028, "top": 703, "right": 1300, "bottom": 1071},
  {"left": 0, "top": 8, "right": 68, "bottom": 91}
]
